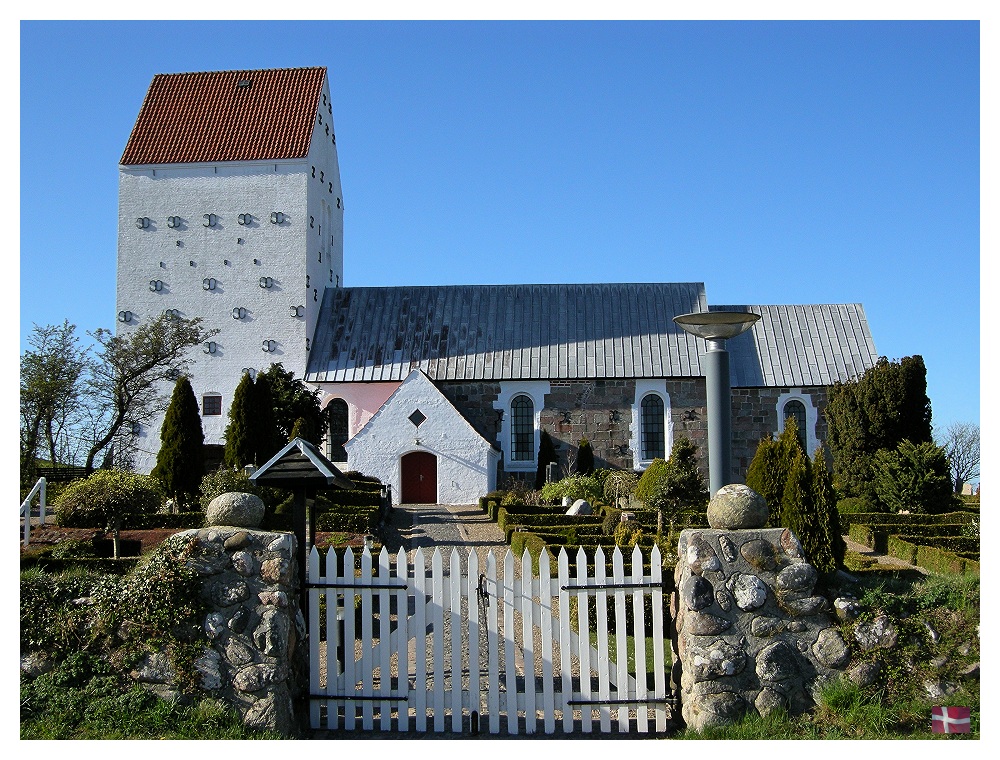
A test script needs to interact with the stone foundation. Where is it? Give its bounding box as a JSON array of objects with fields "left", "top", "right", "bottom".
[{"left": 672, "top": 527, "right": 850, "bottom": 731}]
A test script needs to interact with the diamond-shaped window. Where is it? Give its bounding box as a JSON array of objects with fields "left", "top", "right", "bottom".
[{"left": 408, "top": 409, "right": 427, "bottom": 428}]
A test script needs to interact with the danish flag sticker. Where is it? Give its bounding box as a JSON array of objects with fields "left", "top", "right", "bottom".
[{"left": 931, "top": 706, "right": 971, "bottom": 734}]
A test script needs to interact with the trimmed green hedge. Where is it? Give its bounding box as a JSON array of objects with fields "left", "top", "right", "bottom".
[
  {"left": 874, "top": 534, "right": 980, "bottom": 576},
  {"left": 314, "top": 505, "right": 381, "bottom": 533},
  {"left": 849, "top": 522, "right": 973, "bottom": 554},
  {"left": 914, "top": 542, "right": 980, "bottom": 575},
  {"left": 839, "top": 511, "right": 976, "bottom": 529}
]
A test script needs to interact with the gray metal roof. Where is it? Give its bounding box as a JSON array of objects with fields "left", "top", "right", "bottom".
[
  {"left": 304, "top": 285, "right": 878, "bottom": 387},
  {"left": 306, "top": 283, "right": 709, "bottom": 382},
  {"left": 711, "top": 304, "right": 879, "bottom": 387}
]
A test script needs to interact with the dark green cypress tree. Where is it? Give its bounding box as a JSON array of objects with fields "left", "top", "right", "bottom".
[
  {"left": 811, "top": 448, "right": 843, "bottom": 572},
  {"left": 223, "top": 372, "right": 255, "bottom": 469},
  {"left": 575, "top": 438, "right": 595, "bottom": 475},
  {"left": 251, "top": 373, "right": 284, "bottom": 465},
  {"left": 151, "top": 376, "right": 204, "bottom": 509},
  {"left": 535, "top": 430, "right": 558, "bottom": 489},
  {"left": 779, "top": 449, "right": 814, "bottom": 550}
]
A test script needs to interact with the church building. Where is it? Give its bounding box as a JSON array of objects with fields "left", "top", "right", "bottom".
[{"left": 116, "top": 67, "right": 879, "bottom": 504}]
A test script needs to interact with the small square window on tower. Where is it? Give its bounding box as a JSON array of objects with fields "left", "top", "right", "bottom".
[{"left": 202, "top": 394, "right": 223, "bottom": 416}]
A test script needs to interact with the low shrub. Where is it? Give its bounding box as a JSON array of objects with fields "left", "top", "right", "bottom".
[
  {"left": 539, "top": 475, "right": 603, "bottom": 505},
  {"left": 198, "top": 468, "right": 273, "bottom": 511},
  {"left": 54, "top": 470, "right": 162, "bottom": 529}
]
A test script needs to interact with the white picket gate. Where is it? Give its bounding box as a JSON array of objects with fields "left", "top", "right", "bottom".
[{"left": 307, "top": 543, "right": 672, "bottom": 735}]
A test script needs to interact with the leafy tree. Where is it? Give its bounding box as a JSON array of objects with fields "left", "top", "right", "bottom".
[
  {"left": 941, "top": 421, "right": 980, "bottom": 494},
  {"left": 826, "top": 355, "right": 933, "bottom": 505},
  {"left": 150, "top": 376, "right": 204, "bottom": 510},
  {"left": 19, "top": 321, "right": 90, "bottom": 482},
  {"left": 53, "top": 470, "right": 162, "bottom": 558},
  {"left": 83, "top": 315, "right": 215, "bottom": 473},
  {"left": 258, "top": 362, "right": 325, "bottom": 444},
  {"left": 873, "top": 440, "right": 957, "bottom": 514},
  {"left": 535, "top": 430, "right": 558, "bottom": 489},
  {"left": 575, "top": 438, "right": 595, "bottom": 475},
  {"left": 223, "top": 372, "right": 255, "bottom": 469}
]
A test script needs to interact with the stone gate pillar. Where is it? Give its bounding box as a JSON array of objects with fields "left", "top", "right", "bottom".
[{"left": 671, "top": 484, "right": 851, "bottom": 731}]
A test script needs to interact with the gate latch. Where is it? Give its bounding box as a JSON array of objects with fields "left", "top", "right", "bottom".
[{"left": 477, "top": 573, "right": 488, "bottom": 599}]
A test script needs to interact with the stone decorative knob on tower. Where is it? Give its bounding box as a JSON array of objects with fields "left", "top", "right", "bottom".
[{"left": 671, "top": 484, "right": 851, "bottom": 732}]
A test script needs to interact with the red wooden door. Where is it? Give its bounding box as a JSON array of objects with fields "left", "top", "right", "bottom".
[{"left": 401, "top": 452, "right": 437, "bottom": 504}]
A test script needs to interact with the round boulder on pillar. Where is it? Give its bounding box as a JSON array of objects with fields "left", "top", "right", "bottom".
[{"left": 706, "top": 484, "right": 769, "bottom": 530}]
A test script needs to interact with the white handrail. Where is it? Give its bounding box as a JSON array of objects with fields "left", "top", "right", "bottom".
[{"left": 20, "top": 477, "right": 47, "bottom": 546}]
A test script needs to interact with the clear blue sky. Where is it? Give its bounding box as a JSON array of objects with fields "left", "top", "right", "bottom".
[{"left": 19, "top": 19, "right": 980, "bottom": 436}]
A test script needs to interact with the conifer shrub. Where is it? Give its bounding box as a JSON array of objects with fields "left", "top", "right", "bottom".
[
  {"left": 535, "top": 430, "right": 558, "bottom": 489},
  {"left": 872, "top": 440, "right": 958, "bottom": 514},
  {"left": 575, "top": 438, "right": 595, "bottom": 475},
  {"left": 745, "top": 434, "right": 784, "bottom": 513},
  {"left": 54, "top": 470, "right": 162, "bottom": 529},
  {"left": 222, "top": 373, "right": 254, "bottom": 469},
  {"left": 746, "top": 419, "right": 842, "bottom": 575}
]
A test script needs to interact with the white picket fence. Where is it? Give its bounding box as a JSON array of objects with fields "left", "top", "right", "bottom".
[{"left": 307, "top": 543, "right": 671, "bottom": 735}]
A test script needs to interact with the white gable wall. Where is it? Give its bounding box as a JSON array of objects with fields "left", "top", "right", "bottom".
[{"left": 344, "top": 371, "right": 499, "bottom": 505}]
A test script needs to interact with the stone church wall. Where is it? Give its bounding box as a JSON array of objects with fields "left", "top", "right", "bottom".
[{"left": 440, "top": 379, "right": 831, "bottom": 485}]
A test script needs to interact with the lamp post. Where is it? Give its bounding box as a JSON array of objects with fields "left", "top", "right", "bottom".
[{"left": 673, "top": 311, "right": 761, "bottom": 497}]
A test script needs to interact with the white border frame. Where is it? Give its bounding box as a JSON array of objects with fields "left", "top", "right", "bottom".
[
  {"left": 493, "top": 381, "right": 551, "bottom": 472},
  {"left": 630, "top": 379, "right": 673, "bottom": 470},
  {"left": 776, "top": 388, "right": 819, "bottom": 455}
]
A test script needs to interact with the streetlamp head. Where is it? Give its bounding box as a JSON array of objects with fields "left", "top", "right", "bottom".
[{"left": 673, "top": 311, "right": 761, "bottom": 341}]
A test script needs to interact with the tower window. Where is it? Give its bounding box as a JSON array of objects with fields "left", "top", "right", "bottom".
[{"left": 202, "top": 394, "right": 222, "bottom": 416}]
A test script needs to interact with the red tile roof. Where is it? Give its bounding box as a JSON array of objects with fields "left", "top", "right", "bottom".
[{"left": 120, "top": 67, "right": 327, "bottom": 166}]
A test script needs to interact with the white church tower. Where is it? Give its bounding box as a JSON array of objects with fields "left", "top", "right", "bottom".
[{"left": 115, "top": 67, "right": 343, "bottom": 473}]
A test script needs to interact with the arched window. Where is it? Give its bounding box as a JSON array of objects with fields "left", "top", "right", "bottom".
[
  {"left": 510, "top": 395, "right": 535, "bottom": 462},
  {"left": 326, "top": 399, "right": 349, "bottom": 462},
  {"left": 641, "top": 394, "right": 666, "bottom": 460},
  {"left": 782, "top": 399, "right": 807, "bottom": 452}
]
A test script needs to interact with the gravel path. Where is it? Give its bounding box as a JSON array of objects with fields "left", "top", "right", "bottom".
[{"left": 842, "top": 534, "right": 929, "bottom": 575}]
